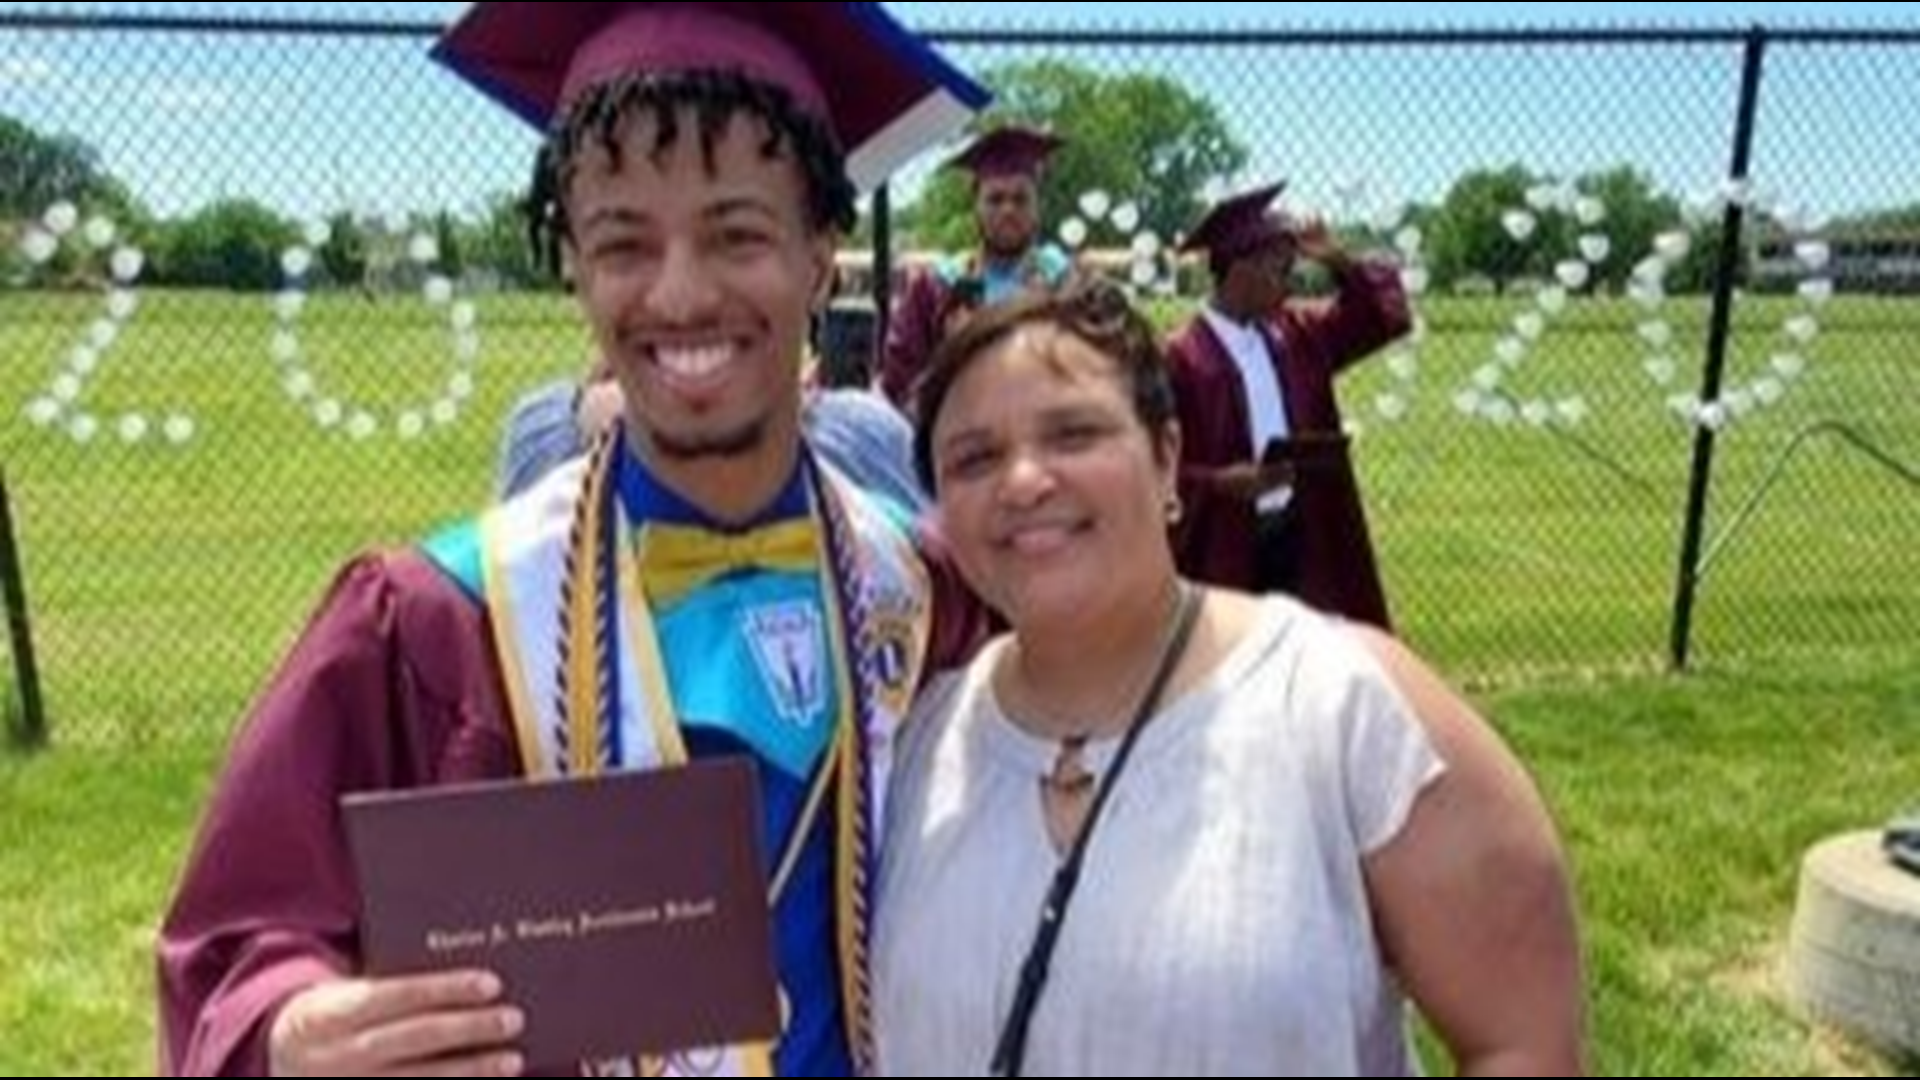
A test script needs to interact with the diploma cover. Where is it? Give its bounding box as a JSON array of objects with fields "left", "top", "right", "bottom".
[{"left": 342, "top": 757, "right": 780, "bottom": 1068}]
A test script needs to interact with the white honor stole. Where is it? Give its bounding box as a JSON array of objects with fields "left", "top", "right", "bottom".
[{"left": 478, "top": 448, "right": 934, "bottom": 1077}]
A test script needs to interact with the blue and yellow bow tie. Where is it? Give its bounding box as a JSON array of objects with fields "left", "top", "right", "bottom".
[{"left": 635, "top": 518, "right": 822, "bottom": 605}]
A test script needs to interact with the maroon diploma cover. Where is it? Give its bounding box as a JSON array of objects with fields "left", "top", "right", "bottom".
[{"left": 342, "top": 757, "right": 780, "bottom": 1068}]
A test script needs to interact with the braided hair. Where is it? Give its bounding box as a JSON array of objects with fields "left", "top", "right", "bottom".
[{"left": 525, "top": 70, "right": 858, "bottom": 277}]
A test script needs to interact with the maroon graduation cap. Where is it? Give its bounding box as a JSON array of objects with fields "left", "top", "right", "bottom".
[
  {"left": 432, "top": 2, "right": 991, "bottom": 191},
  {"left": 1178, "top": 182, "right": 1294, "bottom": 265},
  {"left": 945, "top": 125, "right": 1064, "bottom": 181}
]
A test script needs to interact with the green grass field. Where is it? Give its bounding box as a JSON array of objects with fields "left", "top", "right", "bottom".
[
  {"left": 0, "top": 286, "right": 1914, "bottom": 1074},
  {"left": 2, "top": 286, "right": 1911, "bottom": 745},
  {"left": 2, "top": 661, "right": 1913, "bottom": 1076}
]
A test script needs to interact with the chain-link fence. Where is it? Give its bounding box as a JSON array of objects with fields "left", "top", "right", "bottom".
[{"left": 2, "top": 11, "right": 1915, "bottom": 747}]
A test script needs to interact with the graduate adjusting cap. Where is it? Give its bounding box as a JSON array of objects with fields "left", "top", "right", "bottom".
[
  {"left": 432, "top": 2, "right": 991, "bottom": 191},
  {"left": 1179, "top": 182, "right": 1293, "bottom": 264},
  {"left": 945, "top": 124, "right": 1063, "bottom": 180}
]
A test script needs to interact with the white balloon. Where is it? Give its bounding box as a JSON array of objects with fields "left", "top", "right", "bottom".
[
  {"left": 1797, "top": 278, "right": 1834, "bottom": 306},
  {"left": 1577, "top": 233, "right": 1611, "bottom": 263},
  {"left": 450, "top": 301, "right": 478, "bottom": 332},
  {"left": 1535, "top": 287, "right": 1569, "bottom": 315},
  {"left": 1573, "top": 196, "right": 1607, "bottom": 227},
  {"left": 1129, "top": 259, "right": 1157, "bottom": 288},
  {"left": 88, "top": 319, "right": 119, "bottom": 350},
  {"left": 1770, "top": 352, "right": 1807, "bottom": 380},
  {"left": 1521, "top": 400, "right": 1553, "bottom": 427},
  {"left": 313, "top": 399, "right": 344, "bottom": 428},
  {"left": 26, "top": 398, "right": 63, "bottom": 427},
  {"left": 67, "top": 413, "right": 100, "bottom": 444},
  {"left": 1784, "top": 316, "right": 1819, "bottom": 345},
  {"left": 430, "top": 400, "right": 459, "bottom": 425},
  {"left": 274, "top": 290, "right": 306, "bottom": 322},
  {"left": 1513, "top": 312, "right": 1546, "bottom": 341},
  {"left": 447, "top": 372, "right": 476, "bottom": 400},
  {"left": 1654, "top": 231, "right": 1692, "bottom": 261},
  {"left": 1555, "top": 397, "right": 1590, "bottom": 427},
  {"left": 1130, "top": 231, "right": 1162, "bottom": 258},
  {"left": 397, "top": 411, "right": 427, "bottom": 439},
  {"left": 1523, "top": 185, "right": 1559, "bottom": 212},
  {"left": 455, "top": 332, "right": 482, "bottom": 363},
  {"left": 1077, "top": 190, "right": 1112, "bottom": 222},
  {"left": 117, "top": 414, "right": 150, "bottom": 443},
  {"left": 1637, "top": 321, "right": 1674, "bottom": 348},
  {"left": 42, "top": 201, "right": 80, "bottom": 236},
  {"left": 1394, "top": 226, "right": 1423, "bottom": 256},
  {"left": 1554, "top": 260, "right": 1590, "bottom": 290},
  {"left": 163, "top": 415, "right": 197, "bottom": 444},
  {"left": 1501, "top": 210, "right": 1537, "bottom": 242},
  {"left": 281, "top": 246, "right": 314, "bottom": 279},
  {"left": 107, "top": 289, "right": 139, "bottom": 322},
  {"left": 1399, "top": 266, "right": 1430, "bottom": 296},
  {"left": 1387, "top": 351, "right": 1419, "bottom": 381},
  {"left": 284, "top": 370, "right": 316, "bottom": 400},
  {"left": 1792, "top": 241, "right": 1831, "bottom": 271},
  {"left": 1480, "top": 398, "right": 1518, "bottom": 426},
  {"left": 1494, "top": 337, "right": 1527, "bottom": 366},
  {"left": 109, "top": 246, "right": 145, "bottom": 283},
  {"left": 68, "top": 346, "right": 99, "bottom": 376},
  {"left": 1110, "top": 202, "right": 1140, "bottom": 234},
  {"left": 423, "top": 276, "right": 455, "bottom": 307},
  {"left": 1374, "top": 393, "right": 1408, "bottom": 421},
  {"left": 346, "top": 412, "right": 379, "bottom": 440},
  {"left": 1642, "top": 356, "right": 1678, "bottom": 386},
  {"left": 1752, "top": 377, "right": 1786, "bottom": 405},
  {"left": 303, "top": 220, "right": 333, "bottom": 248},
  {"left": 271, "top": 331, "right": 301, "bottom": 364},
  {"left": 408, "top": 233, "right": 440, "bottom": 265},
  {"left": 1696, "top": 400, "right": 1730, "bottom": 431},
  {"left": 1058, "top": 218, "right": 1089, "bottom": 249},
  {"left": 1472, "top": 364, "right": 1503, "bottom": 391},
  {"left": 21, "top": 228, "right": 58, "bottom": 265},
  {"left": 1452, "top": 389, "right": 1484, "bottom": 417},
  {"left": 83, "top": 216, "right": 118, "bottom": 249}
]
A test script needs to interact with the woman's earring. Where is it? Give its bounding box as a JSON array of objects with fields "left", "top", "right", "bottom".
[{"left": 1164, "top": 491, "right": 1183, "bottom": 525}]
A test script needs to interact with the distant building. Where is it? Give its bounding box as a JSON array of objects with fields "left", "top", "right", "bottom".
[{"left": 1753, "top": 231, "right": 1920, "bottom": 294}]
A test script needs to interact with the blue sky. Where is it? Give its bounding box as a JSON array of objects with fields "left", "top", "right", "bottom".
[{"left": 2, "top": 2, "right": 1915, "bottom": 226}]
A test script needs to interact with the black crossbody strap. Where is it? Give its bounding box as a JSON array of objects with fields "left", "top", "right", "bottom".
[{"left": 987, "top": 582, "right": 1203, "bottom": 1078}]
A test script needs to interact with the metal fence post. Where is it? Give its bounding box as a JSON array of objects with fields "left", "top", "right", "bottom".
[
  {"left": 1669, "top": 26, "right": 1770, "bottom": 672},
  {"left": 0, "top": 467, "right": 48, "bottom": 750}
]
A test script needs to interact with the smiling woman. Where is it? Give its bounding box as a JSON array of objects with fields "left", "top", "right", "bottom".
[{"left": 876, "top": 275, "right": 1588, "bottom": 1078}]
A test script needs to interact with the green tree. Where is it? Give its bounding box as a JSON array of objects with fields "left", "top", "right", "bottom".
[
  {"left": 1424, "top": 164, "right": 1548, "bottom": 294},
  {"left": 156, "top": 198, "right": 300, "bottom": 291},
  {"left": 1, "top": 113, "right": 154, "bottom": 284},
  {"left": 901, "top": 60, "right": 1247, "bottom": 254},
  {"left": 458, "top": 191, "right": 553, "bottom": 289},
  {"left": 0, "top": 113, "right": 108, "bottom": 219}
]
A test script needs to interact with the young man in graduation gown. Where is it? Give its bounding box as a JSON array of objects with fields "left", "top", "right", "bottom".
[
  {"left": 155, "top": 4, "right": 991, "bottom": 1076},
  {"left": 1164, "top": 182, "right": 1410, "bottom": 629},
  {"left": 877, "top": 125, "right": 1074, "bottom": 411}
]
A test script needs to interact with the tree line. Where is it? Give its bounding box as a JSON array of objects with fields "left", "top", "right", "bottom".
[{"left": 6, "top": 60, "right": 1914, "bottom": 295}]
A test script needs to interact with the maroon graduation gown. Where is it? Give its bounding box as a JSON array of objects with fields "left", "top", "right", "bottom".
[
  {"left": 1165, "top": 260, "right": 1410, "bottom": 630},
  {"left": 157, "top": 540, "right": 987, "bottom": 1076},
  {"left": 877, "top": 266, "right": 963, "bottom": 412}
]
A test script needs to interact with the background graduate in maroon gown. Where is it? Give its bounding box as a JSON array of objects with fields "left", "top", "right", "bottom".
[{"left": 1164, "top": 182, "right": 1410, "bottom": 629}]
